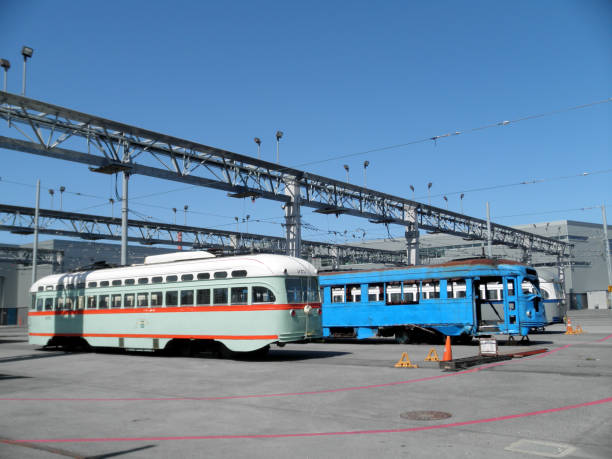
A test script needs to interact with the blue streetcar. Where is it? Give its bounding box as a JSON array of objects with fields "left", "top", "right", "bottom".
[{"left": 319, "top": 259, "right": 546, "bottom": 342}]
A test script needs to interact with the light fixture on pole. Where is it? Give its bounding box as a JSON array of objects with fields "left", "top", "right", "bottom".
[
  {"left": 183, "top": 205, "right": 188, "bottom": 225},
  {"left": 234, "top": 216, "right": 239, "bottom": 232},
  {"left": 172, "top": 207, "right": 177, "bottom": 225},
  {"left": 253, "top": 137, "right": 261, "bottom": 159},
  {"left": 343, "top": 164, "right": 350, "bottom": 183},
  {"left": 21, "top": 46, "right": 33, "bottom": 96},
  {"left": 59, "top": 186, "right": 65, "bottom": 210},
  {"left": 275, "top": 131, "right": 283, "bottom": 163},
  {"left": 409, "top": 185, "right": 415, "bottom": 199},
  {"left": 109, "top": 198, "right": 115, "bottom": 218},
  {"left": 443, "top": 195, "right": 448, "bottom": 209},
  {"left": 460, "top": 193, "right": 465, "bottom": 213},
  {"left": 48, "top": 188, "right": 54, "bottom": 209},
  {"left": 363, "top": 160, "right": 369, "bottom": 187},
  {"left": 0, "top": 59, "right": 10, "bottom": 92},
  {"left": 427, "top": 182, "right": 433, "bottom": 205},
  {"left": 245, "top": 214, "right": 250, "bottom": 233}
]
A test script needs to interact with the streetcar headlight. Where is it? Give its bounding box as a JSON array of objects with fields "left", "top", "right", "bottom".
[
  {"left": 526, "top": 310, "right": 532, "bottom": 318},
  {"left": 303, "top": 304, "right": 312, "bottom": 315}
]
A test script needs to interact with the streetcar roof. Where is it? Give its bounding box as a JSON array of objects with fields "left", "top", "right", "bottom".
[{"left": 30, "top": 253, "right": 317, "bottom": 292}]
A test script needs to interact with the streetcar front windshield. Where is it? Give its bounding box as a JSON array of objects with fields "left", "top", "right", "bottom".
[
  {"left": 521, "top": 278, "right": 541, "bottom": 296},
  {"left": 285, "top": 277, "right": 320, "bottom": 303}
]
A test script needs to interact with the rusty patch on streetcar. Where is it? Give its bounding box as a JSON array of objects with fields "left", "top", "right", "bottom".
[{"left": 400, "top": 410, "right": 452, "bottom": 421}]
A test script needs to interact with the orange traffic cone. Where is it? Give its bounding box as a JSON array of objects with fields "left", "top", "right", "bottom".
[
  {"left": 442, "top": 336, "right": 452, "bottom": 361},
  {"left": 565, "top": 317, "right": 574, "bottom": 335}
]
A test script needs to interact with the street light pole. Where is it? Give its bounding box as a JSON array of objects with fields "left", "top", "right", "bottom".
[
  {"left": 460, "top": 193, "right": 465, "bottom": 214},
  {"left": 0, "top": 59, "right": 9, "bottom": 92},
  {"left": 427, "top": 182, "right": 432, "bottom": 205},
  {"left": 254, "top": 137, "right": 261, "bottom": 160},
  {"left": 275, "top": 131, "right": 283, "bottom": 163},
  {"left": 344, "top": 164, "right": 350, "bottom": 183},
  {"left": 363, "top": 160, "right": 369, "bottom": 187},
  {"left": 21, "top": 46, "right": 33, "bottom": 96}
]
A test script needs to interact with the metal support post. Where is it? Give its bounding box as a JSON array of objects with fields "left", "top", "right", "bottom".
[
  {"left": 404, "top": 204, "right": 420, "bottom": 265},
  {"left": 31, "top": 179, "right": 40, "bottom": 285},
  {"left": 121, "top": 171, "right": 129, "bottom": 266},
  {"left": 486, "top": 201, "right": 493, "bottom": 258},
  {"left": 284, "top": 179, "right": 301, "bottom": 258}
]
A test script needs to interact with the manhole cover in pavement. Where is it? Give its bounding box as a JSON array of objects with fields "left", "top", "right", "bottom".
[{"left": 400, "top": 411, "right": 452, "bottom": 421}]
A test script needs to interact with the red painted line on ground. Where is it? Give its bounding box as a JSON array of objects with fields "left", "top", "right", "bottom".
[
  {"left": 596, "top": 333, "right": 612, "bottom": 342},
  {"left": 6, "top": 397, "right": 612, "bottom": 444},
  {"left": 0, "top": 343, "right": 578, "bottom": 402}
]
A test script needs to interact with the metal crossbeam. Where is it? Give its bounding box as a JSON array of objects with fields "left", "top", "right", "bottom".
[
  {"left": 0, "top": 91, "right": 570, "bottom": 257},
  {"left": 0, "top": 204, "right": 406, "bottom": 265}
]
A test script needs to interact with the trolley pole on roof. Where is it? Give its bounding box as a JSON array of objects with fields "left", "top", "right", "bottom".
[{"left": 31, "top": 179, "right": 40, "bottom": 285}]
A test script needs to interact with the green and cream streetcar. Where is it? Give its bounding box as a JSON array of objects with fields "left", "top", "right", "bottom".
[{"left": 29, "top": 251, "right": 322, "bottom": 356}]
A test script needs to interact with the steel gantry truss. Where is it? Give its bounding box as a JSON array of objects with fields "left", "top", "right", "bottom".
[
  {"left": 0, "top": 204, "right": 406, "bottom": 267},
  {"left": 0, "top": 91, "right": 570, "bottom": 262}
]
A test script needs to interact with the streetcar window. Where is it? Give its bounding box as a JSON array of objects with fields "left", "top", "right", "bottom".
[
  {"left": 231, "top": 287, "right": 248, "bottom": 305},
  {"left": 286, "top": 277, "right": 319, "bottom": 303},
  {"left": 231, "top": 270, "right": 247, "bottom": 278},
  {"left": 151, "top": 277, "right": 163, "bottom": 284},
  {"left": 100, "top": 281, "right": 109, "bottom": 287},
  {"left": 402, "top": 281, "right": 419, "bottom": 303},
  {"left": 66, "top": 284, "right": 75, "bottom": 290},
  {"left": 112, "top": 280, "right": 122, "bottom": 286},
  {"left": 196, "top": 289, "right": 210, "bottom": 305},
  {"left": 46, "top": 285, "right": 54, "bottom": 291},
  {"left": 252, "top": 286, "right": 275, "bottom": 303},
  {"left": 76, "top": 283, "right": 86, "bottom": 290},
  {"left": 386, "top": 282, "right": 402, "bottom": 305},
  {"left": 87, "top": 282, "right": 97, "bottom": 288},
  {"left": 166, "top": 275, "right": 178, "bottom": 282},
  {"left": 44, "top": 298, "right": 53, "bottom": 311},
  {"left": 99, "top": 295, "right": 109, "bottom": 309},
  {"left": 507, "top": 279, "right": 515, "bottom": 296},
  {"left": 57, "top": 285, "right": 64, "bottom": 291},
  {"left": 166, "top": 291, "right": 178, "bottom": 307},
  {"left": 214, "top": 271, "right": 228, "bottom": 279},
  {"left": 509, "top": 301, "right": 515, "bottom": 310},
  {"left": 125, "top": 279, "right": 135, "bottom": 285},
  {"left": 368, "top": 283, "right": 383, "bottom": 302},
  {"left": 111, "top": 294, "right": 122, "bottom": 308},
  {"left": 138, "top": 278, "right": 149, "bottom": 285},
  {"left": 77, "top": 296, "right": 85, "bottom": 309},
  {"left": 65, "top": 297, "right": 74, "bottom": 309},
  {"left": 38, "top": 286, "right": 44, "bottom": 292},
  {"left": 447, "top": 279, "right": 466, "bottom": 299},
  {"left": 57, "top": 296, "right": 64, "bottom": 309},
  {"left": 180, "top": 289, "right": 194, "bottom": 306},
  {"left": 422, "top": 281, "right": 440, "bottom": 300},
  {"left": 197, "top": 273, "right": 210, "bottom": 280},
  {"left": 213, "top": 288, "right": 228, "bottom": 305},
  {"left": 181, "top": 274, "right": 194, "bottom": 281},
  {"left": 150, "top": 292, "right": 162, "bottom": 307},
  {"left": 34, "top": 297, "right": 41, "bottom": 310},
  {"left": 137, "top": 293, "right": 148, "bottom": 307},
  {"left": 331, "top": 286, "right": 345, "bottom": 303},
  {"left": 348, "top": 284, "right": 361, "bottom": 302},
  {"left": 86, "top": 296, "right": 97, "bottom": 309},
  {"left": 124, "top": 293, "right": 135, "bottom": 308}
]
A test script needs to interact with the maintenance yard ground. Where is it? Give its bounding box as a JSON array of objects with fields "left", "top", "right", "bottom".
[{"left": 1, "top": 312, "right": 611, "bottom": 458}]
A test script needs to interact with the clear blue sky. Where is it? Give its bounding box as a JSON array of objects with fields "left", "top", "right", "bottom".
[{"left": 1, "top": 0, "right": 610, "bottom": 247}]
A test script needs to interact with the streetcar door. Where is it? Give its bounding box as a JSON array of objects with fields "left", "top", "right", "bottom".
[
  {"left": 474, "top": 277, "right": 505, "bottom": 334},
  {"left": 504, "top": 277, "right": 520, "bottom": 335}
]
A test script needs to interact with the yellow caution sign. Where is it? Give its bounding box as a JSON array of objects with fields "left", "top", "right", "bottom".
[
  {"left": 395, "top": 352, "right": 418, "bottom": 368},
  {"left": 424, "top": 348, "right": 440, "bottom": 362}
]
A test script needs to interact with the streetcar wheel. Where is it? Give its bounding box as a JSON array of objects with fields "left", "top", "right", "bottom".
[{"left": 395, "top": 329, "right": 411, "bottom": 344}]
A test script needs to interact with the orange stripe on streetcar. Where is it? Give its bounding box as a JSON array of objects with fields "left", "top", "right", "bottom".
[{"left": 28, "top": 303, "right": 321, "bottom": 317}]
